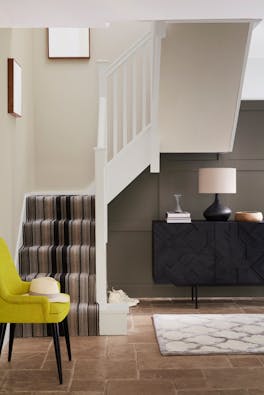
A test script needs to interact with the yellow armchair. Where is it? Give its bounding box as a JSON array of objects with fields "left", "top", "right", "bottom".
[{"left": 0, "top": 238, "right": 71, "bottom": 384}]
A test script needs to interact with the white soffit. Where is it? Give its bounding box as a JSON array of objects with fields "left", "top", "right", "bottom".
[
  {"left": 242, "top": 20, "right": 264, "bottom": 99},
  {"left": 247, "top": 20, "right": 264, "bottom": 58},
  {"left": 0, "top": 0, "right": 264, "bottom": 27}
]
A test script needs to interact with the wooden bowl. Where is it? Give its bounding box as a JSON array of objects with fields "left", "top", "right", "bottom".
[{"left": 235, "top": 211, "right": 263, "bottom": 222}]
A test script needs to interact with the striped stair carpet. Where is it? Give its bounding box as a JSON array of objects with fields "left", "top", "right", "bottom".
[{"left": 18, "top": 195, "right": 99, "bottom": 337}]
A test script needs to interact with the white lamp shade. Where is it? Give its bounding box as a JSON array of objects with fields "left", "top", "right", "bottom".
[{"left": 199, "top": 168, "right": 236, "bottom": 194}]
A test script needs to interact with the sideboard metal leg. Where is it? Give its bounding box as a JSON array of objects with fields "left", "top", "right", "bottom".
[
  {"left": 191, "top": 286, "right": 194, "bottom": 301},
  {"left": 194, "top": 285, "right": 198, "bottom": 309}
]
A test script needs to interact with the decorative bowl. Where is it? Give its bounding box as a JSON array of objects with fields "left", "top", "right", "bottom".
[{"left": 234, "top": 211, "right": 263, "bottom": 222}]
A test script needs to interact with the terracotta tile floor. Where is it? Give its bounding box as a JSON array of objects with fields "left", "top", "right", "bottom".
[{"left": 1, "top": 298, "right": 264, "bottom": 394}]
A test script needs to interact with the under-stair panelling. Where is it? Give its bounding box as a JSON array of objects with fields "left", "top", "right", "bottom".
[{"left": 18, "top": 195, "right": 98, "bottom": 337}]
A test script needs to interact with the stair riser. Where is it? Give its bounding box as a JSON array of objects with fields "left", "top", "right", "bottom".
[
  {"left": 23, "top": 220, "right": 95, "bottom": 247},
  {"left": 20, "top": 272, "right": 96, "bottom": 304},
  {"left": 26, "top": 195, "right": 95, "bottom": 221},
  {"left": 19, "top": 246, "right": 95, "bottom": 275},
  {"left": 16, "top": 303, "right": 99, "bottom": 337}
]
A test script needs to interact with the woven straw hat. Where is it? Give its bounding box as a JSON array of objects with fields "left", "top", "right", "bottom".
[{"left": 29, "top": 277, "right": 70, "bottom": 303}]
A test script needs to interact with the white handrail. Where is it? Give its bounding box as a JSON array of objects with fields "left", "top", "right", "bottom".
[{"left": 105, "top": 31, "right": 152, "bottom": 77}]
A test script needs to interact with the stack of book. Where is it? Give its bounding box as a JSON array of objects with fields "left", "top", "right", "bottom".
[{"left": 166, "top": 211, "right": 191, "bottom": 223}]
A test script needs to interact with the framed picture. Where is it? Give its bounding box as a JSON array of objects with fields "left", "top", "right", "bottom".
[
  {"left": 8, "top": 58, "right": 22, "bottom": 117},
  {"left": 48, "top": 28, "right": 90, "bottom": 59}
]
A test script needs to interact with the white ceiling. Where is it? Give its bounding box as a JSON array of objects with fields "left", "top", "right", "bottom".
[{"left": 1, "top": 0, "right": 264, "bottom": 27}]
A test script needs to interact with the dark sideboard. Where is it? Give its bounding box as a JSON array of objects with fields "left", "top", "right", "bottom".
[{"left": 152, "top": 220, "right": 264, "bottom": 307}]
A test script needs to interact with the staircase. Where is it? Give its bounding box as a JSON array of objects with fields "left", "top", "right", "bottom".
[
  {"left": 18, "top": 195, "right": 98, "bottom": 336},
  {"left": 14, "top": 21, "right": 254, "bottom": 336},
  {"left": 95, "top": 23, "right": 166, "bottom": 335}
]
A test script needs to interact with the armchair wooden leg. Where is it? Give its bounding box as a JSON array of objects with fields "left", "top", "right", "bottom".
[
  {"left": 61, "top": 318, "right": 71, "bottom": 361},
  {"left": 50, "top": 323, "right": 63, "bottom": 384},
  {"left": 0, "top": 323, "right": 7, "bottom": 355},
  {"left": 8, "top": 323, "right": 16, "bottom": 362}
]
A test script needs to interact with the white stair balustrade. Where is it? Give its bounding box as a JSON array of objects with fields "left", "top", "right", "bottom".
[{"left": 95, "top": 22, "right": 166, "bottom": 335}]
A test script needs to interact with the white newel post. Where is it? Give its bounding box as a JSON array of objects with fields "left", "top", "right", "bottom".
[
  {"left": 95, "top": 61, "right": 129, "bottom": 334},
  {"left": 95, "top": 61, "right": 109, "bottom": 306},
  {"left": 150, "top": 21, "right": 167, "bottom": 173},
  {"left": 95, "top": 147, "right": 107, "bottom": 305}
]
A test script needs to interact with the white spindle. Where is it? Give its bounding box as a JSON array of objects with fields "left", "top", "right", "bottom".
[
  {"left": 142, "top": 48, "right": 147, "bottom": 130},
  {"left": 122, "top": 63, "right": 127, "bottom": 147},
  {"left": 113, "top": 72, "right": 118, "bottom": 156},
  {"left": 97, "top": 61, "right": 109, "bottom": 149},
  {"left": 132, "top": 56, "right": 137, "bottom": 138},
  {"left": 95, "top": 146, "right": 108, "bottom": 305},
  {"left": 149, "top": 42, "right": 153, "bottom": 123}
]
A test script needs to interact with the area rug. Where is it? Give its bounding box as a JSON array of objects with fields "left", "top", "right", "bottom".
[{"left": 153, "top": 314, "right": 264, "bottom": 355}]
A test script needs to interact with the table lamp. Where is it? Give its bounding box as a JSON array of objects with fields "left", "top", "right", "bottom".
[{"left": 198, "top": 168, "right": 236, "bottom": 221}]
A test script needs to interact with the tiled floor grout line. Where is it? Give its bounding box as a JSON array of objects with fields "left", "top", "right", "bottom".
[
  {"left": 224, "top": 355, "right": 234, "bottom": 368},
  {"left": 133, "top": 343, "right": 140, "bottom": 380},
  {"left": 104, "top": 378, "right": 109, "bottom": 395},
  {"left": 173, "top": 382, "right": 180, "bottom": 395},
  {"left": 0, "top": 370, "right": 8, "bottom": 391},
  {"left": 67, "top": 359, "right": 76, "bottom": 391},
  {"left": 256, "top": 355, "right": 264, "bottom": 367},
  {"left": 105, "top": 335, "right": 109, "bottom": 358},
  {"left": 130, "top": 313, "right": 135, "bottom": 332},
  {"left": 40, "top": 340, "right": 52, "bottom": 369}
]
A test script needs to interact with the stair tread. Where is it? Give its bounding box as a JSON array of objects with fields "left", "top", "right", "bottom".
[
  {"left": 20, "top": 272, "right": 96, "bottom": 279},
  {"left": 28, "top": 194, "right": 94, "bottom": 197},
  {"left": 26, "top": 195, "right": 95, "bottom": 221},
  {"left": 20, "top": 244, "right": 94, "bottom": 248},
  {"left": 22, "top": 218, "right": 95, "bottom": 246},
  {"left": 23, "top": 219, "right": 94, "bottom": 223}
]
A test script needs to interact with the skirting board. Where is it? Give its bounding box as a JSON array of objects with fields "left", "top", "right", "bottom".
[{"left": 99, "top": 303, "right": 129, "bottom": 335}]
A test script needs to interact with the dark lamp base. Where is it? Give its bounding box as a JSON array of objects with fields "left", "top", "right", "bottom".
[{"left": 203, "top": 194, "right": 231, "bottom": 221}]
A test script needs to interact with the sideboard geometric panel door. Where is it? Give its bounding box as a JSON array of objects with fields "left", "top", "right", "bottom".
[
  {"left": 237, "top": 222, "right": 264, "bottom": 284},
  {"left": 153, "top": 220, "right": 264, "bottom": 288},
  {"left": 153, "top": 221, "right": 215, "bottom": 285}
]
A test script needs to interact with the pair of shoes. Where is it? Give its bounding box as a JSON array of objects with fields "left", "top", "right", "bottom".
[{"left": 108, "top": 288, "right": 140, "bottom": 307}]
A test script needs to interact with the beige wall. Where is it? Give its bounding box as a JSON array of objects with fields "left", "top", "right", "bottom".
[
  {"left": 33, "top": 22, "right": 150, "bottom": 191},
  {"left": 0, "top": 23, "right": 251, "bottom": 255},
  {"left": 0, "top": 29, "right": 35, "bottom": 253},
  {"left": 159, "top": 23, "right": 250, "bottom": 153},
  {"left": 0, "top": 22, "right": 151, "bottom": 254}
]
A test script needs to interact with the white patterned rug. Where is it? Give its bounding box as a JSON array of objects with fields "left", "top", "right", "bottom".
[{"left": 153, "top": 314, "right": 264, "bottom": 355}]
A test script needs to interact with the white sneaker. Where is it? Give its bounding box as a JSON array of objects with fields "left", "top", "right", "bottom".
[{"left": 108, "top": 288, "right": 140, "bottom": 307}]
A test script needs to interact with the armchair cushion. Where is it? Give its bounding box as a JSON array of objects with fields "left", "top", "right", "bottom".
[{"left": 0, "top": 238, "right": 70, "bottom": 324}]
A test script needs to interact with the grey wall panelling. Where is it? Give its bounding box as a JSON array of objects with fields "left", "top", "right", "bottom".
[{"left": 108, "top": 101, "right": 264, "bottom": 297}]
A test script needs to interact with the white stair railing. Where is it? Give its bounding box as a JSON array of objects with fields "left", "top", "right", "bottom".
[
  {"left": 100, "top": 31, "right": 153, "bottom": 162},
  {"left": 95, "top": 22, "right": 166, "bottom": 307}
]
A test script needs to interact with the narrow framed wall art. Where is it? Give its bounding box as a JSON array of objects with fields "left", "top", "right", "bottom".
[
  {"left": 8, "top": 58, "right": 22, "bottom": 117},
  {"left": 48, "top": 28, "right": 90, "bottom": 59}
]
